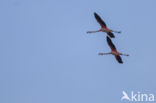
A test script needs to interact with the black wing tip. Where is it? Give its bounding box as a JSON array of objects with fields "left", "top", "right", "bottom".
[
  {"left": 106, "top": 36, "right": 111, "bottom": 42},
  {"left": 106, "top": 36, "right": 111, "bottom": 45},
  {"left": 94, "top": 12, "right": 98, "bottom": 17},
  {"left": 106, "top": 36, "right": 109, "bottom": 39},
  {"left": 107, "top": 32, "right": 115, "bottom": 38},
  {"left": 115, "top": 55, "right": 123, "bottom": 64},
  {"left": 106, "top": 36, "right": 116, "bottom": 50},
  {"left": 118, "top": 61, "right": 123, "bottom": 64},
  {"left": 93, "top": 12, "right": 107, "bottom": 27},
  {"left": 94, "top": 12, "right": 97, "bottom": 15}
]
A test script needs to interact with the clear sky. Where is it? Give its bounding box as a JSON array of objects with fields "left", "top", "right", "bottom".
[{"left": 0, "top": 0, "right": 156, "bottom": 103}]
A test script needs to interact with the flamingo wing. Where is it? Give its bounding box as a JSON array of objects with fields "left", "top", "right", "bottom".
[
  {"left": 94, "top": 12, "right": 107, "bottom": 28},
  {"left": 106, "top": 36, "right": 116, "bottom": 50},
  {"left": 115, "top": 55, "right": 123, "bottom": 64},
  {"left": 107, "top": 32, "right": 115, "bottom": 38}
]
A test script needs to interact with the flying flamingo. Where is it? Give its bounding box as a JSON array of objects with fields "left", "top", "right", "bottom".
[
  {"left": 98, "top": 36, "right": 129, "bottom": 64},
  {"left": 87, "top": 12, "right": 121, "bottom": 38}
]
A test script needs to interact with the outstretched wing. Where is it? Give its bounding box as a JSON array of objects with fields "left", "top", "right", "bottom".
[
  {"left": 106, "top": 36, "right": 116, "bottom": 50},
  {"left": 115, "top": 55, "right": 123, "bottom": 64},
  {"left": 107, "top": 32, "right": 115, "bottom": 38},
  {"left": 94, "top": 12, "right": 107, "bottom": 28}
]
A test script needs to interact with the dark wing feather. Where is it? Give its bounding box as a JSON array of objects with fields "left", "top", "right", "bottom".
[
  {"left": 94, "top": 12, "right": 107, "bottom": 27},
  {"left": 107, "top": 32, "right": 115, "bottom": 38},
  {"left": 115, "top": 55, "right": 123, "bottom": 64},
  {"left": 106, "top": 36, "right": 116, "bottom": 50}
]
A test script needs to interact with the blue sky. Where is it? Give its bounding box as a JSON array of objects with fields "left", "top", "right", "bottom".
[{"left": 0, "top": 0, "right": 156, "bottom": 103}]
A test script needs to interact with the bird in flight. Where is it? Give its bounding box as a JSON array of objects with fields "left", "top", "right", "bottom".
[
  {"left": 98, "top": 36, "right": 129, "bottom": 64},
  {"left": 87, "top": 12, "right": 121, "bottom": 38}
]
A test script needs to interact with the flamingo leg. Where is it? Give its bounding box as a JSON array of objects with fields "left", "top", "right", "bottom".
[
  {"left": 121, "top": 54, "right": 129, "bottom": 56},
  {"left": 111, "top": 30, "right": 121, "bottom": 33}
]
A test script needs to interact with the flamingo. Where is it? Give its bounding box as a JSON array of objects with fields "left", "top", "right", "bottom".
[
  {"left": 98, "top": 36, "right": 129, "bottom": 64},
  {"left": 87, "top": 12, "right": 121, "bottom": 38}
]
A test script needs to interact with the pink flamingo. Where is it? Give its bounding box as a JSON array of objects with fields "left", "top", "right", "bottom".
[
  {"left": 99, "top": 36, "right": 129, "bottom": 63},
  {"left": 87, "top": 12, "right": 121, "bottom": 38}
]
